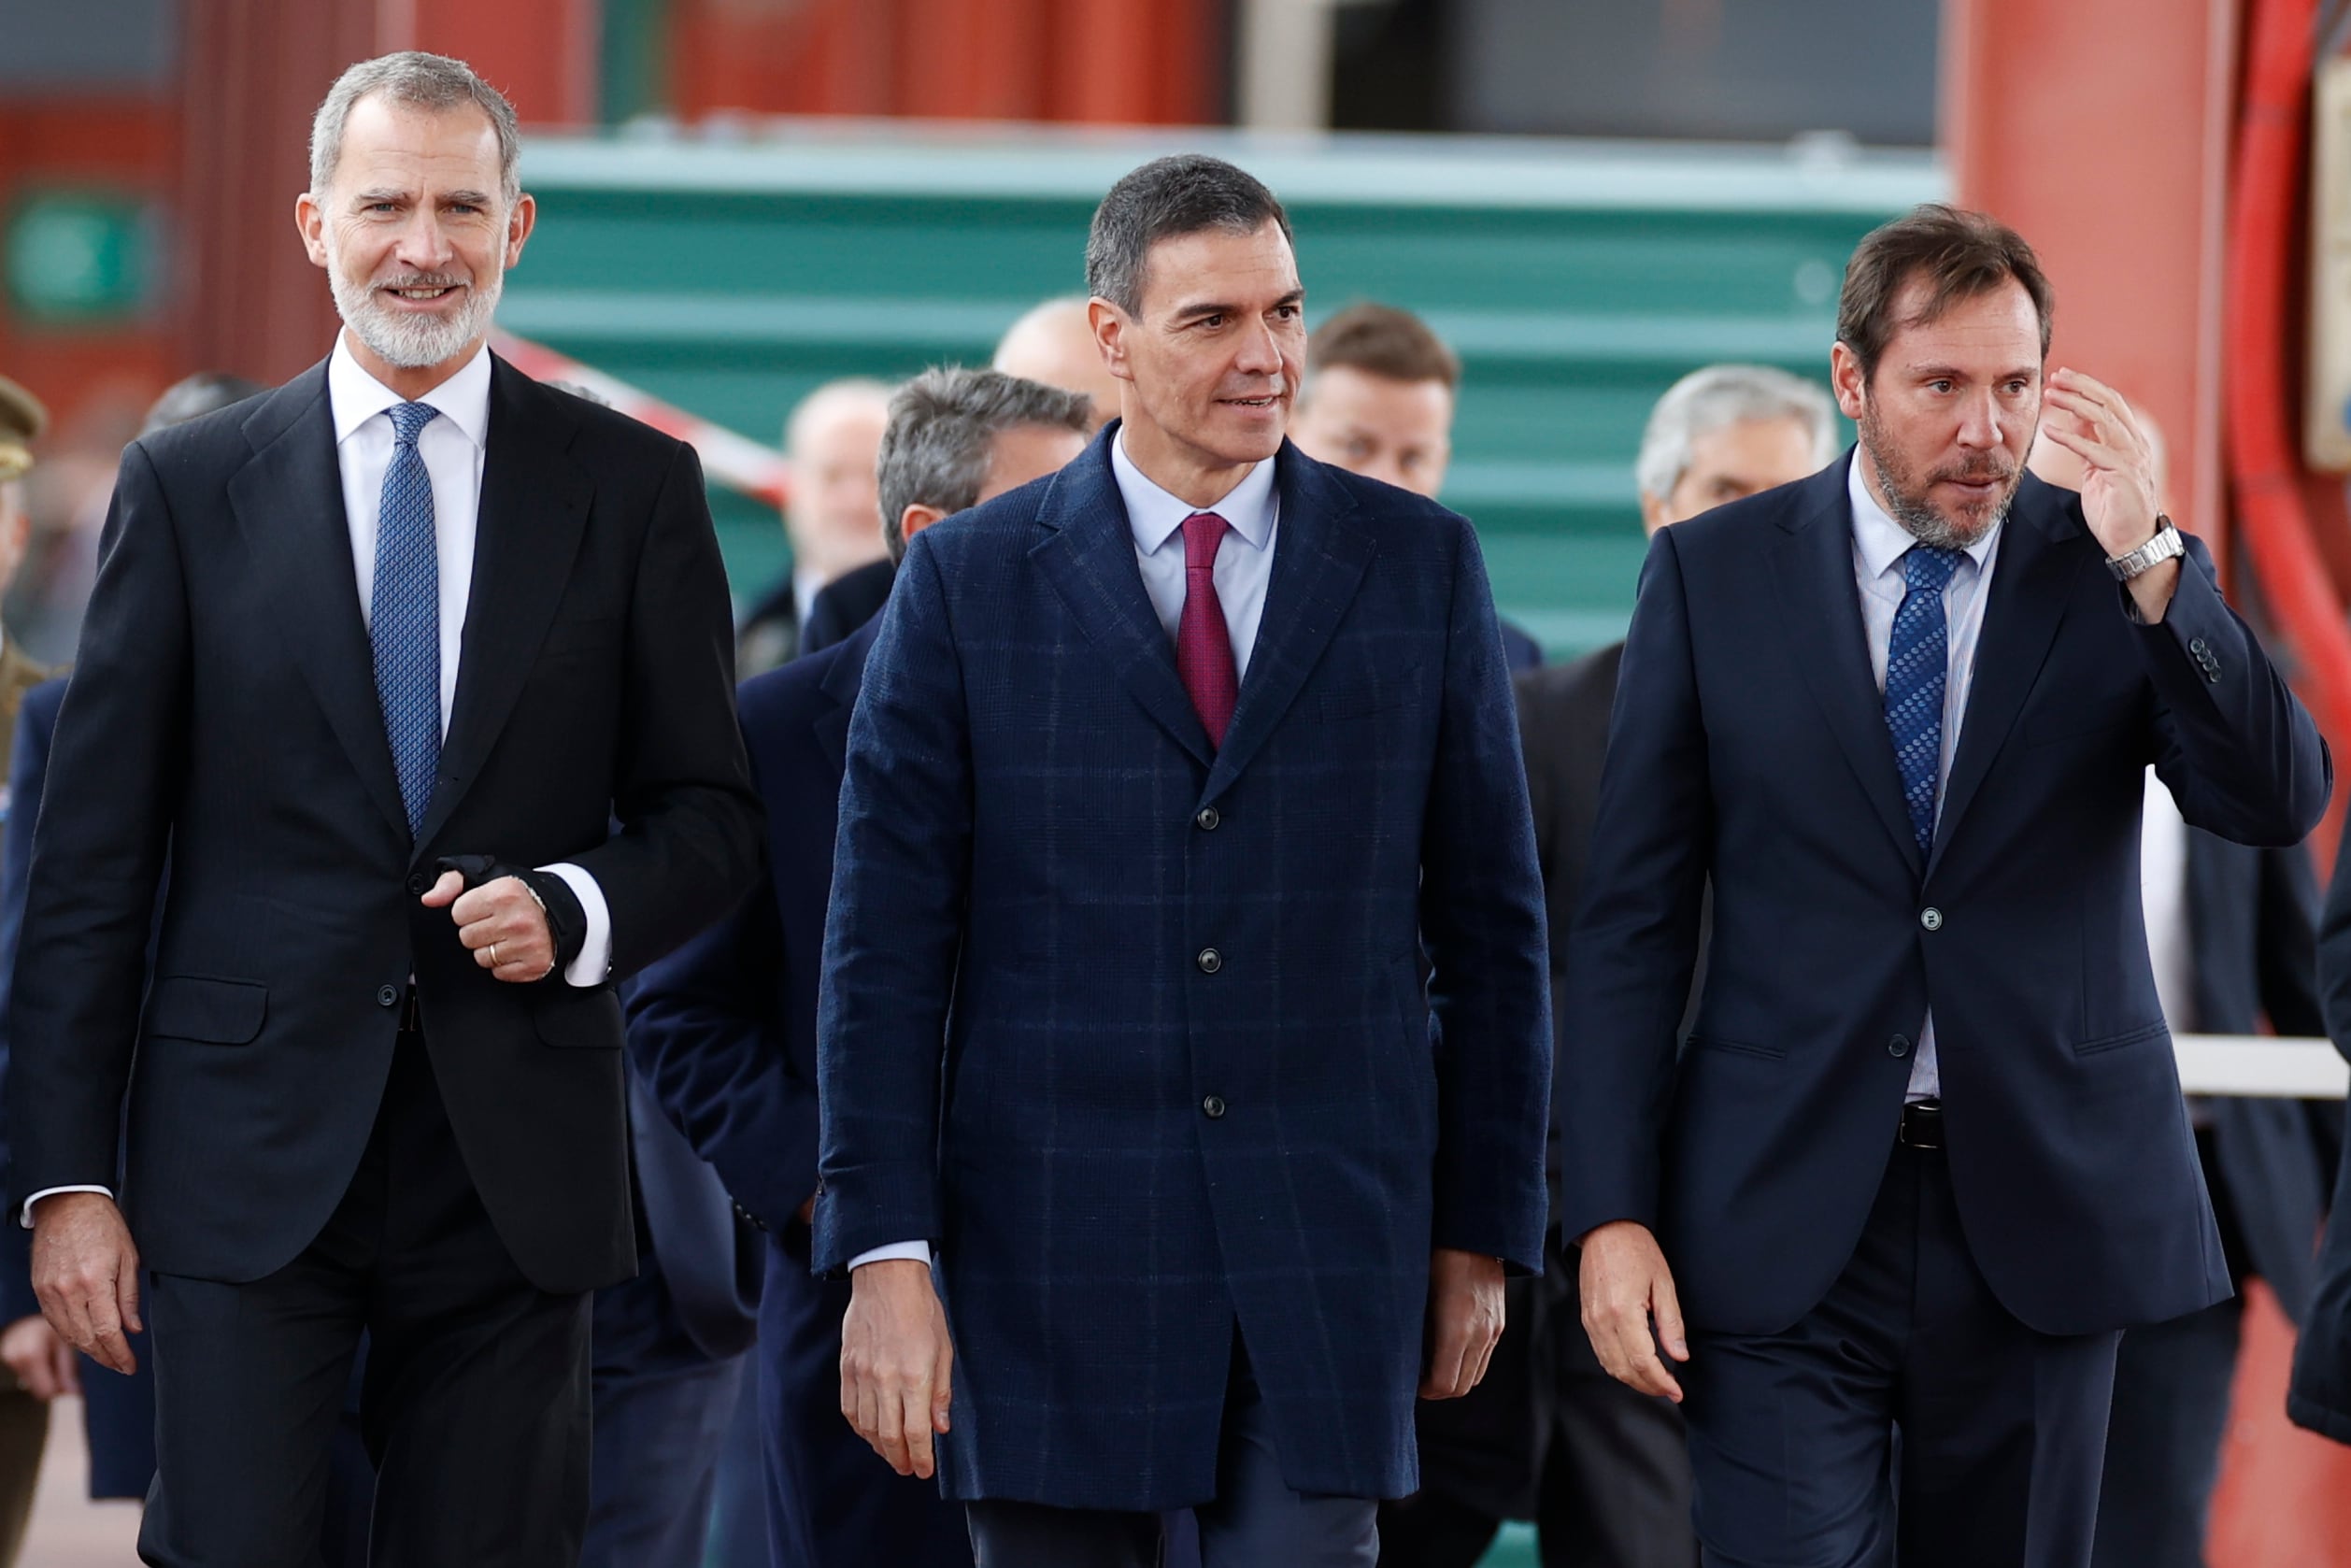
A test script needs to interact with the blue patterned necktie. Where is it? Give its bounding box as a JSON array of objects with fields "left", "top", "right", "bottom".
[
  {"left": 1884, "top": 544, "right": 1963, "bottom": 856},
  {"left": 372, "top": 401, "right": 441, "bottom": 839}
]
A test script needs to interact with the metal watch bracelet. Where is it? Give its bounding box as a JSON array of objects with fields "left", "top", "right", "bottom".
[{"left": 2106, "top": 519, "right": 2184, "bottom": 581}]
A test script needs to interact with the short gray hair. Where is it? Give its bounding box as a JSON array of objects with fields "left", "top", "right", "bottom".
[
  {"left": 1086, "top": 155, "right": 1292, "bottom": 317},
  {"left": 1635, "top": 363, "right": 1839, "bottom": 503},
  {"left": 876, "top": 367, "right": 1092, "bottom": 561},
  {"left": 310, "top": 52, "right": 522, "bottom": 205}
]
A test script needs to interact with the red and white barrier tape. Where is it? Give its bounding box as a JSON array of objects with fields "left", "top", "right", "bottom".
[{"left": 492, "top": 330, "right": 792, "bottom": 509}]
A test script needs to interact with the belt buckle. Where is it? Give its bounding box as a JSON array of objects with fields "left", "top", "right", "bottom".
[{"left": 1899, "top": 1098, "right": 1945, "bottom": 1151}]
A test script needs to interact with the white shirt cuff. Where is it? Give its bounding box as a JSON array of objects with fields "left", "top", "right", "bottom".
[
  {"left": 538, "top": 862, "right": 612, "bottom": 987},
  {"left": 848, "top": 1240, "right": 933, "bottom": 1270},
  {"left": 21, "top": 1186, "right": 111, "bottom": 1229}
]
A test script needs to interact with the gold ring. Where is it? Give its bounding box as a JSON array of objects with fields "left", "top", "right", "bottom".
[{"left": 488, "top": 942, "right": 500, "bottom": 968}]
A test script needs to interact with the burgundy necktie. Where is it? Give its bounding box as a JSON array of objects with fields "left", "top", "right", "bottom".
[{"left": 1176, "top": 511, "right": 1239, "bottom": 747}]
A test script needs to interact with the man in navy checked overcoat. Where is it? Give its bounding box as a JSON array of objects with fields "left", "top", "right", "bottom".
[{"left": 812, "top": 154, "right": 1552, "bottom": 1566}]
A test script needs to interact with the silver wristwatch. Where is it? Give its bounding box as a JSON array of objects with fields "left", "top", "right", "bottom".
[{"left": 2106, "top": 519, "right": 2185, "bottom": 581}]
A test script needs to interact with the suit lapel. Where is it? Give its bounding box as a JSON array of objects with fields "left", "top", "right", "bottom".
[
  {"left": 1769, "top": 457, "right": 1921, "bottom": 875},
  {"left": 813, "top": 620, "right": 879, "bottom": 773},
  {"left": 227, "top": 363, "right": 412, "bottom": 845},
  {"left": 410, "top": 356, "right": 592, "bottom": 858},
  {"left": 1927, "top": 477, "right": 2088, "bottom": 874},
  {"left": 1029, "top": 427, "right": 1215, "bottom": 769},
  {"left": 1203, "top": 445, "right": 1371, "bottom": 802}
]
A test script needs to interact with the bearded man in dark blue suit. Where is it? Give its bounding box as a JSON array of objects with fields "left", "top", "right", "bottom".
[
  {"left": 1564, "top": 206, "right": 2330, "bottom": 1568},
  {"left": 815, "top": 155, "right": 1552, "bottom": 1568}
]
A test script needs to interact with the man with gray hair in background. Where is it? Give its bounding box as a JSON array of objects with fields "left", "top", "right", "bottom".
[
  {"left": 630, "top": 364, "right": 1091, "bottom": 1568},
  {"left": 1385, "top": 364, "right": 1833, "bottom": 1568},
  {"left": 7, "top": 52, "right": 760, "bottom": 1566}
]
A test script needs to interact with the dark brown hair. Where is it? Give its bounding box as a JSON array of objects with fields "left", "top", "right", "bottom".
[
  {"left": 1835, "top": 204, "right": 2054, "bottom": 380},
  {"left": 1306, "top": 302, "right": 1461, "bottom": 392}
]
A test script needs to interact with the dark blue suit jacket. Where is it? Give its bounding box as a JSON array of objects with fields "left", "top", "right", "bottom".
[
  {"left": 2184, "top": 830, "right": 2331, "bottom": 1323},
  {"left": 812, "top": 426, "right": 1552, "bottom": 1510},
  {"left": 2287, "top": 819, "right": 2351, "bottom": 1441},
  {"left": 630, "top": 618, "right": 969, "bottom": 1566},
  {"left": 1560, "top": 454, "right": 2330, "bottom": 1341}
]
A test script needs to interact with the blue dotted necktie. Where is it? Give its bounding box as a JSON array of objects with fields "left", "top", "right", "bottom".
[
  {"left": 372, "top": 402, "right": 441, "bottom": 839},
  {"left": 1885, "top": 544, "right": 1962, "bottom": 856}
]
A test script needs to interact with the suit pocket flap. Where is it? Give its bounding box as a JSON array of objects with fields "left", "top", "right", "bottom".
[
  {"left": 532, "top": 984, "right": 623, "bottom": 1048},
  {"left": 145, "top": 976, "right": 267, "bottom": 1045}
]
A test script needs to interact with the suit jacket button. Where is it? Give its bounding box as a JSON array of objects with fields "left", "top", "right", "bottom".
[
  {"left": 376, "top": 984, "right": 400, "bottom": 1007},
  {"left": 1202, "top": 1095, "right": 1227, "bottom": 1119},
  {"left": 1197, "top": 948, "right": 1222, "bottom": 974},
  {"left": 1919, "top": 907, "right": 1943, "bottom": 932},
  {"left": 2189, "top": 637, "right": 2210, "bottom": 656},
  {"left": 406, "top": 873, "right": 428, "bottom": 895},
  {"left": 1194, "top": 806, "right": 1220, "bottom": 832},
  {"left": 1888, "top": 1035, "right": 1911, "bottom": 1058}
]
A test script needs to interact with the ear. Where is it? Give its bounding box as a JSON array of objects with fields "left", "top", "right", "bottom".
[
  {"left": 1089, "top": 297, "right": 1135, "bottom": 384},
  {"left": 1638, "top": 491, "right": 1672, "bottom": 537},
  {"left": 504, "top": 192, "right": 537, "bottom": 269},
  {"left": 899, "top": 503, "right": 948, "bottom": 546},
  {"left": 297, "top": 192, "right": 330, "bottom": 270},
  {"left": 1829, "top": 342, "right": 1868, "bottom": 421}
]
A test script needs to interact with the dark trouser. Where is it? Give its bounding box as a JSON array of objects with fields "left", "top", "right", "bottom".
[
  {"left": 138, "top": 1031, "right": 593, "bottom": 1568},
  {"left": 1682, "top": 1144, "right": 2121, "bottom": 1568},
  {"left": 965, "top": 1342, "right": 1379, "bottom": 1568},
  {"left": 582, "top": 1265, "right": 747, "bottom": 1568},
  {"left": 2089, "top": 1291, "right": 2243, "bottom": 1568},
  {"left": 1378, "top": 1237, "right": 1695, "bottom": 1568}
]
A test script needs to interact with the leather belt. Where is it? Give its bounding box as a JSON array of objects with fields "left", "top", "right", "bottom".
[{"left": 1897, "top": 1098, "right": 1945, "bottom": 1151}]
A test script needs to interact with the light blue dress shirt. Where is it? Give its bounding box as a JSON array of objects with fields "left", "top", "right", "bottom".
[{"left": 1846, "top": 456, "right": 2002, "bottom": 1102}]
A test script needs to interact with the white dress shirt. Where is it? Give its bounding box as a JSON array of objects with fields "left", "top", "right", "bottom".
[
  {"left": 1848, "top": 457, "right": 2002, "bottom": 1103},
  {"left": 844, "top": 435, "right": 1284, "bottom": 1273},
  {"left": 327, "top": 337, "right": 611, "bottom": 986},
  {"left": 21, "top": 336, "right": 615, "bottom": 1226},
  {"left": 1111, "top": 428, "right": 1280, "bottom": 677}
]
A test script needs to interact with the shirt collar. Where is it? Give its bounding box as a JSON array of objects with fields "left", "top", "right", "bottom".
[
  {"left": 1847, "top": 452, "right": 2001, "bottom": 580},
  {"left": 328, "top": 334, "right": 492, "bottom": 451},
  {"left": 1110, "top": 427, "right": 1279, "bottom": 556}
]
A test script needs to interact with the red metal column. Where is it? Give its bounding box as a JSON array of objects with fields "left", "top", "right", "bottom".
[
  {"left": 174, "top": 0, "right": 602, "bottom": 389},
  {"left": 1943, "top": 0, "right": 2234, "bottom": 559},
  {"left": 1945, "top": 5, "right": 2351, "bottom": 1562},
  {"left": 667, "top": 0, "right": 1221, "bottom": 124},
  {"left": 408, "top": 0, "right": 603, "bottom": 125},
  {"left": 175, "top": 0, "right": 382, "bottom": 384}
]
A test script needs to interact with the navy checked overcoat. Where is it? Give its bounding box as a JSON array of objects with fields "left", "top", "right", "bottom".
[{"left": 812, "top": 425, "right": 1552, "bottom": 1510}]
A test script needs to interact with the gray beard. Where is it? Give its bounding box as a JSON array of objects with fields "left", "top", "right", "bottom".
[
  {"left": 1857, "top": 413, "right": 2011, "bottom": 552},
  {"left": 329, "top": 254, "right": 502, "bottom": 371},
  {"left": 1878, "top": 473, "right": 2007, "bottom": 551}
]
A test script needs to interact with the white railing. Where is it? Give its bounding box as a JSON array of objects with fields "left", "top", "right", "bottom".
[{"left": 2175, "top": 1036, "right": 2347, "bottom": 1099}]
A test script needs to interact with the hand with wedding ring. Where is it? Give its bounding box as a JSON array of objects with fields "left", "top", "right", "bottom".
[{"left": 421, "top": 871, "right": 558, "bottom": 982}]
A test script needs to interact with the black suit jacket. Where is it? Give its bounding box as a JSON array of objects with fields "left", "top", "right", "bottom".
[
  {"left": 7, "top": 357, "right": 762, "bottom": 1294},
  {"left": 1562, "top": 456, "right": 2330, "bottom": 1338}
]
